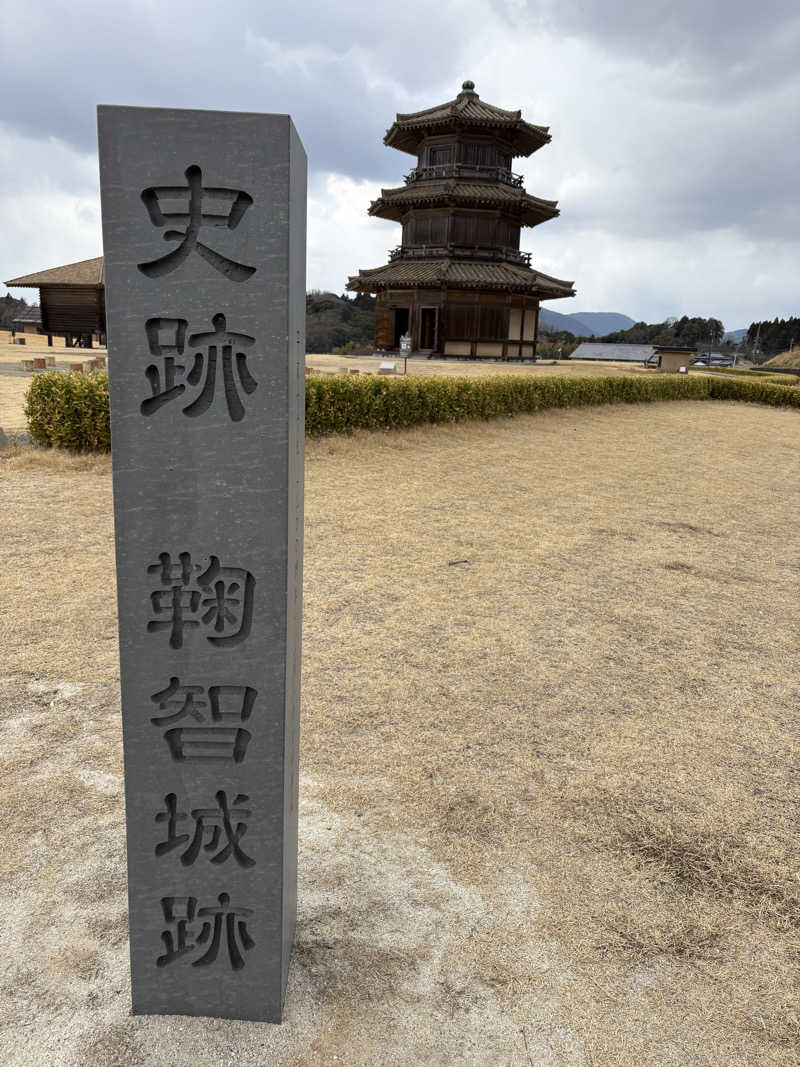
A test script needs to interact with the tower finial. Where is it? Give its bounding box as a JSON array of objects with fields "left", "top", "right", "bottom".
[{"left": 461, "top": 79, "right": 476, "bottom": 94}]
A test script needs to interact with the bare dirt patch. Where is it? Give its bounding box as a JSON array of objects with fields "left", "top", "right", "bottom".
[{"left": 1, "top": 401, "right": 798, "bottom": 1065}]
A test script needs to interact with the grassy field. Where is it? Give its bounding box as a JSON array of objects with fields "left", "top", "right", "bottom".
[
  {"left": 0, "top": 378, "right": 30, "bottom": 432},
  {"left": 306, "top": 352, "right": 656, "bottom": 378},
  {"left": 0, "top": 329, "right": 103, "bottom": 431},
  {"left": 0, "top": 328, "right": 80, "bottom": 361},
  {"left": 1, "top": 400, "right": 797, "bottom": 1065},
  {"left": 763, "top": 350, "right": 800, "bottom": 369}
]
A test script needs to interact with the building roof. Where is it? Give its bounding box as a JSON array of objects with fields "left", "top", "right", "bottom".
[
  {"left": 348, "top": 258, "right": 574, "bottom": 299},
  {"left": 370, "top": 181, "right": 559, "bottom": 226},
  {"left": 384, "top": 82, "right": 551, "bottom": 157},
  {"left": 571, "top": 342, "right": 655, "bottom": 362},
  {"left": 5, "top": 256, "right": 105, "bottom": 288},
  {"left": 12, "top": 305, "right": 43, "bottom": 324}
]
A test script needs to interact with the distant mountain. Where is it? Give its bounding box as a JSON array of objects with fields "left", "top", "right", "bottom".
[
  {"left": 724, "top": 328, "right": 747, "bottom": 343},
  {"left": 571, "top": 312, "right": 636, "bottom": 336},
  {"left": 539, "top": 308, "right": 591, "bottom": 335},
  {"left": 539, "top": 309, "right": 636, "bottom": 337}
]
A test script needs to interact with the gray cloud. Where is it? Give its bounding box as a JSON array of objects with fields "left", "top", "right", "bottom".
[
  {"left": 530, "top": 0, "right": 800, "bottom": 85},
  {"left": 1, "top": 0, "right": 797, "bottom": 326},
  {"left": 0, "top": 1, "right": 475, "bottom": 175}
]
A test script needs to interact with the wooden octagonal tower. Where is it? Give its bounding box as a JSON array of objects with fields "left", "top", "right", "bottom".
[{"left": 347, "top": 81, "right": 575, "bottom": 359}]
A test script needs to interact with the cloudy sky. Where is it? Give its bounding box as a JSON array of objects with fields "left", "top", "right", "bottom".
[{"left": 1, "top": 0, "right": 798, "bottom": 330}]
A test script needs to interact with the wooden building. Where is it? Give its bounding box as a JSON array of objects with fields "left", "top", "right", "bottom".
[
  {"left": 347, "top": 81, "right": 575, "bottom": 359},
  {"left": 11, "top": 305, "right": 45, "bottom": 335},
  {"left": 651, "top": 345, "right": 696, "bottom": 373},
  {"left": 5, "top": 257, "right": 105, "bottom": 347}
]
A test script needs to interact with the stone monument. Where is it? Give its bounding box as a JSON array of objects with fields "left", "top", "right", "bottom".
[{"left": 97, "top": 105, "right": 306, "bottom": 1022}]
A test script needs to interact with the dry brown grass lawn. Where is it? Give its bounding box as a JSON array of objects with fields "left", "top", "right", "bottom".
[
  {"left": 0, "top": 329, "right": 104, "bottom": 431},
  {"left": 307, "top": 351, "right": 653, "bottom": 379},
  {"left": 1, "top": 401, "right": 798, "bottom": 1066},
  {"left": 0, "top": 327, "right": 74, "bottom": 361},
  {"left": 763, "top": 350, "right": 800, "bottom": 369},
  {"left": 0, "top": 377, "right": 31, "bottom": 431}
]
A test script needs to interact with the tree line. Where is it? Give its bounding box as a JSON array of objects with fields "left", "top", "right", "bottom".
[
  {"left": 306, "top": 291, "right": 376, "bottom": 354},
  {"left": 0, "top": 294, "right": 30, "bottom": 329},
  {"left": 746, "top": 317, "right": 799, "bottom": 356},
  {"left": 598, "top": 315, "right": 725, "bottom": 346}
]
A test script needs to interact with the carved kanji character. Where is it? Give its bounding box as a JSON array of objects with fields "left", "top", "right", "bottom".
[
  {"left": 145, "top": 554, "right": 254, "bottom": 648},
  {"left": 138, "top": 165, "right": 256, "bottom": 281},
  {"left": 155, "top": 791, "right": 255, "bottom": 868},
  {"left": 150, "top": 681, "right": 257, "bottom": 764},
  {"left": 156, "top": 894, "right": 256, "bottom": 971},
  {"left": 140, "top": 315, "right": 258, "bottom": 422}
]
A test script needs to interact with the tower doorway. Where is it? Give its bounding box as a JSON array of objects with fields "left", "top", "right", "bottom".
[
  {"left": 419, "top": 307, "right": 438, "bottom": 351},
  {"left": 392, "top": 307, "right": 409, "bottom": 348}
]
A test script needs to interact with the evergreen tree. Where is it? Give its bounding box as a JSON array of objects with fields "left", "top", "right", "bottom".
[{"left": 0, "top": 294, "right": 29, "bottom": 329}]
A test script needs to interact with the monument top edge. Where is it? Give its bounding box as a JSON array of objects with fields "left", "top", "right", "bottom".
[{"left": 97, "top": 104, "right": 296, "bottom": 123}]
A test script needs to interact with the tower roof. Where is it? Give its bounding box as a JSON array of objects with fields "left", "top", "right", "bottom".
[
  {"left": 384, "top": 81, "right": 551, "bottom": 157},
  {"left": 369, "top": 180, "right": 559, "bottom": 227}
]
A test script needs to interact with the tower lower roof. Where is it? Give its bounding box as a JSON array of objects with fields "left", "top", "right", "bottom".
[{"left": 347, "top": 258, "right": 574, "bottom": 299}]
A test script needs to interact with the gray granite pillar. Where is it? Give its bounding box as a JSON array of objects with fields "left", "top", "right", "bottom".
[{"left": 97, "top": 106, "right": 305, "bottom": 1023}]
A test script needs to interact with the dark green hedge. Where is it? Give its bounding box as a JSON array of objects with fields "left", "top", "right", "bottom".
[
  {"left": 691, "top": 366, "right": 799, "bottom": 385},
  {"left": 305, "top": 372, "right": 800, "bottom": 435},
  {"left": 24, "top": 370, "right": 111, "bottom": 451},
  {"left": 24, "top": 369, "right": 800, "bottom": 451}
]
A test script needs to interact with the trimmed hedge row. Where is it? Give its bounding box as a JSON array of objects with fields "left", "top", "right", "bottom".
[
  {"left": 24, "top": 368, "right": 800, "bottom": 451},
  {"left": 306, "top": 371, "right": 800, "bottom": 435},
  {"left": 692, "top": 366, "right": 799, "bottom": 385}
]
